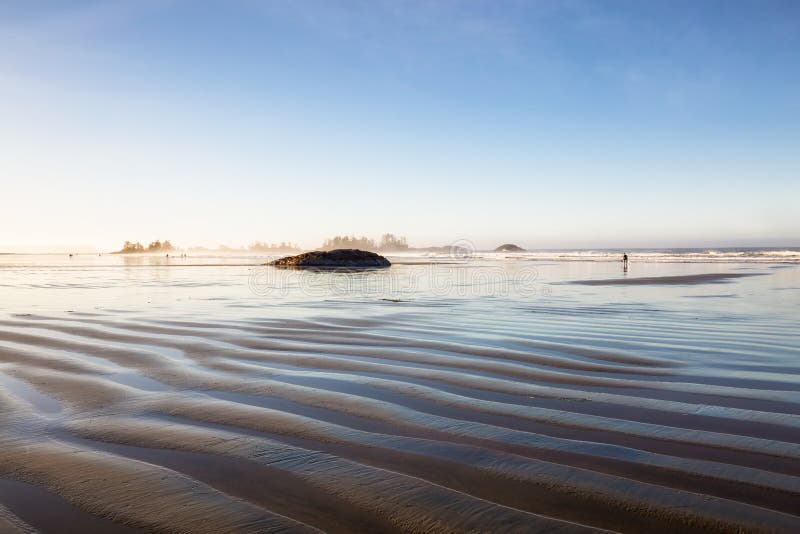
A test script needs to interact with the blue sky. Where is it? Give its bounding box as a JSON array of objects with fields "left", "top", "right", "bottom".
[{"left": 1, "top": 0, "right": 798, "bottom": 251}]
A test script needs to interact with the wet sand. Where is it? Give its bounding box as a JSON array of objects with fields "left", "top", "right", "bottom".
[
  {"left": 0, "top": 259, "right": 798, "bottom": 532},
  {"left": 571, "top": 273, "right": 760, "bottom": 285}
]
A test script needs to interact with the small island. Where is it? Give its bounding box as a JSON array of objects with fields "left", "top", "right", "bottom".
[
  {"left": 321, "top": 233, "right": 409, "bottom": 252},
  {"left": 112, "top": 240, "right": 176, "bottom": 254},
  {"left": 268, "top": 249, "right": 391, "bottom": 268},
  {"left": 494, "top": 243, "right": 525, "bottom": 252}
]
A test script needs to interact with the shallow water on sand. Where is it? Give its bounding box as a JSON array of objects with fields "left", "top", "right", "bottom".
[{"left": 0, "top": 254, "right": 799, "bottom": 532}]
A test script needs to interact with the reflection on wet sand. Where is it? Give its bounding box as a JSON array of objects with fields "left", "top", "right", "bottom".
[{"left": 0, "top": 259, "right": 798, "bottom": 532}]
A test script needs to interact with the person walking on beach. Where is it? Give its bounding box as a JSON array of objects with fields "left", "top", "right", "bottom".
[{"left": 622, "top": 253, "right": 629, "bottom": 271}]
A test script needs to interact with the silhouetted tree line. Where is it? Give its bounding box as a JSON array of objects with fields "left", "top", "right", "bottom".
[
  {"left": 379, "top": 233, "right": 409, "bottom": 250},
  {"left": 322, "top": 235, "right": 376, "bottom": 250},
  {"left": 320, "top": 234, "right": 409, "bottom": 251},
  {"left": 114, "top": 240, "right": 175, "bottom": 254},
  {"left": 249, "top": 241, "right": 300, "bottom": 252},
  {"left": 113, "top": 235, "right": 409, "bottom": 254}
]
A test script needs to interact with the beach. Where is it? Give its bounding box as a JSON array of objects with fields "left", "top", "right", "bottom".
[{"left": 0, "top": 252, "right": 799, "bottom": 533}]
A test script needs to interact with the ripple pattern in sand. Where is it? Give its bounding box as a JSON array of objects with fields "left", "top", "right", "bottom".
[{"left": 0, "top": 308, "right": 799, "bottom": 533}]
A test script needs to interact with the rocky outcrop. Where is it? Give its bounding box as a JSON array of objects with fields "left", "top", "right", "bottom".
[
  {"left": 268, "top": 249, "right": 391, "bottom": 268},
  {"left": 494, "top": 244, "right": 525, "bottom": 252}
]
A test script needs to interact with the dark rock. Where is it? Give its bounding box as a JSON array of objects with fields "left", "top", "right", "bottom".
[
  {"left": 268, "top": 249, "right": 391, "bottom": 268},
  {"left": 494, "top": 243, "right": 525, "bottom": 252}
]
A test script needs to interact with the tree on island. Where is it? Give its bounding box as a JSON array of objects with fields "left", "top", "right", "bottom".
[
  {"left": 115, "top": 241, "right": 144, "bottom": 253},
  {"left": 113, "top": 240, "right": 176, "bottom": 254},
  {"left": 320, "top": 234, "right": 410, "bottom": 252},
  {"left": 379, "top": 233, "right": 409, "bottom": 251},
  {"left": 249, "top": 241, "right": 300, "bottom": 253},
  {"left": 321, "top": 235, "right": 378, "bottom": 251},
  {"left": 147, "top": 240, "right": 175, "bottom": 252}
]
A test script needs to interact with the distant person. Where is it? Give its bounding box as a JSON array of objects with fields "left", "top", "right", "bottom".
[{"left": 622, "top": 253, "right": 629, "bottom": 271}]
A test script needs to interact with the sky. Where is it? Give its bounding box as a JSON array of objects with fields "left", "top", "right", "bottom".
[{"left": 1, "top": 0, "right": 798, "bottom": 252}]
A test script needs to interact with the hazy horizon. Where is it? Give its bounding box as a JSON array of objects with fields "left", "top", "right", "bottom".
[
  {"left": 2, "top": 1, "right": 798, "bottom": 251},
  {"left": 2, "top": 239, "right": 799, "bottom": 255}
]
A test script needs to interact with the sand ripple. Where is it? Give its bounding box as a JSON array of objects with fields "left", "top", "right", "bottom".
[{"left": 0, "top": 309, "right": 798, "bottom": 533}]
